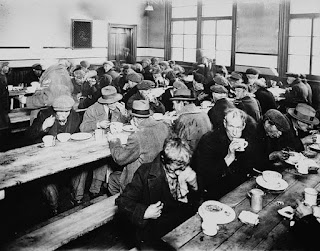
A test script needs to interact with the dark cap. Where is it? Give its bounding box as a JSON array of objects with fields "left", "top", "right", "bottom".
[
  {"left": 246, "top": 68, "right": 259, "bottom": 75},
  {"left": 264, "top": 109, "right": 290, "bottom": 132}
]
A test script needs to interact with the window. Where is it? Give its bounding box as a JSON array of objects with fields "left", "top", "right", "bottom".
[
  {"left": 287, "top": 0, "right": 320, "bottom": 75},
  {"left": 170, "top": 0, "right": 233, "bottom": 65}
]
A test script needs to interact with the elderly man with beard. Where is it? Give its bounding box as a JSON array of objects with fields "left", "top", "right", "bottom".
[{"left": 26, "top": 95, "right": 85, "bottom": 215}]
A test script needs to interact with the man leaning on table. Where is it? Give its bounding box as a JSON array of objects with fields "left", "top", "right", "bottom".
[
  {"left": 79, "top": 86, "right": 129, "bottom": 198},
  {"left": 194, "top": 108, "right": 260, "bottom": 200},
  {"left": 116, "top": 137, "right": 199, "bottom": 249},
  {"left": 107, "top": 100, "right": 170, "bottom": 195},
  {"left": 26, "top": 95, "right": 86, "bottom": 215}
]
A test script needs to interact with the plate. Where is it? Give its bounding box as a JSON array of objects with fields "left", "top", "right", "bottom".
[
  {"left": 284, "top": 152, "right": 304, "bottom": 165},
  {"left": 256, "top": 176, "right": 288, "bottom": 191},
  {"left": 122, "top": 125, "right": 136, "bottom": 132},
  {"left": 70, "top": 132, "right": 92, "bottom": 141},
  {"left": 309, "top": 144, "right": 320, "bottom": 152},
  {"left": 198, "top": 200, "right": 236, "bottom": 224}
]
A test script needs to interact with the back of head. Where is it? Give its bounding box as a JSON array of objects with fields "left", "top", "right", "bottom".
[
  {"left": 264, "top": 109, "right": 290, "bottom": 132},
  {"left": 162, "top": 137, "right": 192, "bottom": 165}
]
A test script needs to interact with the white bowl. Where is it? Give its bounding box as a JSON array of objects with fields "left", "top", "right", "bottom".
[
  {"left": 57, "top": 133, "right": 71, "bottom": 142},
  {"left": 262, "top": 170, "right": 282, "bottom": 184}
]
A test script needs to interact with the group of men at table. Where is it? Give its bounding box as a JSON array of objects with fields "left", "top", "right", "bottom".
[{"left": 1, "top": 58, "right": 320, "bottom": 250}]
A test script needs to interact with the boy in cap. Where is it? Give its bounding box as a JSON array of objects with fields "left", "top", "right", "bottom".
[
  {"left": 107, "top": 100, "right": 170, "bottom": 195},
  {"left": 26, "top": 95, "right": 85, "bottom": 214},
  {"left": 160, "top": 80, "right": 188, "bottom": 112}
]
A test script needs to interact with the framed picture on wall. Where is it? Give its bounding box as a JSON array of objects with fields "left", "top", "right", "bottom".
[{"left": 72, "top": 19, "right": 92, "bottom": 49}]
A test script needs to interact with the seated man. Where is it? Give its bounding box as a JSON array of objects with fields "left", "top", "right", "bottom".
[
  {"left": 23, "top": 63, "right": 43, "bottom": 86},
  {"left": 286, "top": 103, "right": 319, "bottom": 147},
  {"left": 171, "top": 88, "right": 211, "bottom": 152},
  {"left": 194, "top": 108, "right": 259, "bottom": 200},
  {"left": 107, "top": 100, "right": 170, "bottom": 195},
  {"left": 160, "top": 80, "right": 188, "bottom": 112},
  {"left": 116, "top": 137, "right": 199, "bottom": 248},
  {"left": 26, "top": 95, "right": 85, "bottom": 214},
  {"left": 80, "top": 86, "right": 129, "bottom": 197}
]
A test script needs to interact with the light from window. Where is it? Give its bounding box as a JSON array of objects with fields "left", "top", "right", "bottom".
[
  {"left": 202, "top": 0, "right": 233, "bottom": 17},
  {"left": 290, "top": 0, "right": 320, "bottom": 14},
  {"left": 172, "top": 6, "right": 197, "bottom": 18},
  {"left": 288, "top": 55, "right": 310, "bottom": 73}
]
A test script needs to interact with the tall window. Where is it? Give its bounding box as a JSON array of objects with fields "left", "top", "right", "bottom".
[
  {"left": 170, "top": 0, "right": 233, "bottom": 65},
  {"left": 288, "top": 0, "right": 320, "bottom": 75}
]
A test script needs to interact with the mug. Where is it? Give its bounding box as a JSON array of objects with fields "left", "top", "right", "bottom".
[
  {"left": 233, "top": 138, "right": 248, "bottom": 152},
  {"left": 202, "top": 220, "right": 219, "bottom": 236},
  {"left": 95, "top": 129, "right": 104, "bottom": 141},
  {"left": 42, "top": 135, "right": 55, "bottom": 147},
  {"left": 304, "top": 187, "right": 318, "bottom": 206},
  {"left": 295, "top": 161, "right": 309, "bottom": 174},
  {"left": 248, "top": 188, "right": 264, "bottom": 213}
]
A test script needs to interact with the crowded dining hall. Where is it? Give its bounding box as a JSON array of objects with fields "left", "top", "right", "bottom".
[{"left": 1, "top": 0, "right": 320, "bottom": 250}]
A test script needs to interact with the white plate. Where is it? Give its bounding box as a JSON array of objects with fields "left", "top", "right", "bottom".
[
  {"left": 256, "top": 176, "right": 288, "bottom": 191},
  {"left": 309, "top": 144, "right": 320, "bottom": 152},
  {"left": 198, "top": 200, "right": 236, "bottom": 224},
  {"left": 122, "top": 125, "right": 136, "bottom": 132},
  {"left": 284, "top": 152, "right": 304, "bottom": 165},
  {"left": 70, "top": 132, "right": 92, "bottom": 141}
]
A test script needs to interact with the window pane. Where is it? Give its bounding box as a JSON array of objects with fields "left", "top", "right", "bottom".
[
  {"left": 288, "top": 37, "right": 311, "bottom": 55},
  {"left": 202, "top": 49, "right": 216, "bottom": 59},
  {"left": 312, "top": 56, "right": 320, "bottom": 75},
  {"left": 172, "top": 6, "right": 197, "bottom": 18},
  {"left": 171, "top": 48, "right": 183, "bottom": 61},
  {"left": 289, "top": 19, "right": 312, "bottom": 36},
  {"left": 172, "top": 35, "right": 184, "bottom": 47},
  {"left": 184, "top": 21, "right": 197, "bottom": 34},
  {"left": 172, "top": 21, "right": 184, "bottom": 34},
  {"left": 216, "top": 35, "right": 232, "bottom": 51},
  {"left": 184, "top": 35, "right": 196, "bottom": 48},
  {"left": 217, "top": 20, "right": 232, "bottom": 35},
  {"left": 216, "top": 50, "right": 231, "bottom": 66},
  {"left": 288, "top": 55, "right": 310, "bottom": 74},
  {"left": 172, "top": 0, "right": 197, "bottom": 7},
  {"left": 184, "top": 48, "right": 196, "bottom": 62},
  {"left": 202, "top": 20, "right": 216, "bottom": 35},
  {"left": 313, "top": 37, "right": 320, "bottom": 56},
  {"left": 314, "top": 18, "right": 320, "bottom": 36},
  {"left": 290, "top": 0, "right": 320, "bottom": 14},
  {"left": 202, "top": 35, "right": 215, "bottom": 49},
  {"left": 202, "top": 0, "right": 233, "bottom": 17}
]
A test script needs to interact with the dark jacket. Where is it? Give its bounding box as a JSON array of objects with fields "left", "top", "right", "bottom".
[
  {"left": 255, "top": 87, "right": 277, "bottom": 115},
  {"left": 0, "top": 73, "right": 10, "bottom": 131},
  {"left": 160, "top": 88, "right": 174, "bottom": 112},
  {"left": 116, "top": 155, "right": 197, "bottom": 242},
  {"left": 26, "top": 107, "right": 80, "bottom": 143},
  {"left": 284, "top": 114, "right": 306, "bottom": 152},
  {"left": 235, "top": 96, "right": 262, "bottom": 122},
  {"left": 194, "top": 126, "right": 259, "bottom": 200}
]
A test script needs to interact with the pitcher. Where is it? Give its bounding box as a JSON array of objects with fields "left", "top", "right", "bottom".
[{"left": 248, "top": 188, "right": 264, "bottom": 213}]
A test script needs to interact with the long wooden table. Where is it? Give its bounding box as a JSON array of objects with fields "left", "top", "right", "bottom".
[
  {"left": 162, "top": 161, "right": 320, "bottom": 250},
  {"left": 0, "top": 135, "right": 110, "bottom": 196}
]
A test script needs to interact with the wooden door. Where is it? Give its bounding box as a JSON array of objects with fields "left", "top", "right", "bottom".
[{"left": 108, "top": 24, "right": 137, "bottom": 64}]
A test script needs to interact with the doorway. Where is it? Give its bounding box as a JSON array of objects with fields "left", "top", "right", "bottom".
[{"left": 108, "top": 24, "right": 137, "bottom": 64}]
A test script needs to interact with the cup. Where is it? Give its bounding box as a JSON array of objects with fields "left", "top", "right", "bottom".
[
  {"left": 295, "top": 161, "right": 309, "bottom": 174},
  {"left": 316, "top": 134, "right": 320, "bottom": 143},
  {"left": 42, "top": 135, "right": 55, "bottom": 147},
  {"left": 201, "top": 220, "right": 219, "bottom": 236},
  {"left": 248, "top": 188, "right": 264, "bottom": 213},
  {"left": 95, "top": 129, "right": 104, "bottom": 141},
  {"left": 304, "top": 187, "right": 318, "bottom": 206},
  {"left": 233, "top": 138, "right": 248, "bottom": 151},
  {"left": 7, "top": 85, "right": 13, "bottom": 91}
]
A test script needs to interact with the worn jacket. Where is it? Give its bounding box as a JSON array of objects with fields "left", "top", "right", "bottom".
[
  {"left": 109, "top": 117, "right": 170, "bottom": 191},
  {"left": 80, "top": 102, "right": 129, "bottom": 132},
  {"left": 254, "top": 87, "right": 277, "bottom": 115},
  {"left": 173, "top": 103, "right": 211, "bottom": 151}
]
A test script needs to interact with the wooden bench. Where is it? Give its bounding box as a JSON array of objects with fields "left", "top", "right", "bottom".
[{"left": 2, "top": 193, "right": 119, "bottom": 251}]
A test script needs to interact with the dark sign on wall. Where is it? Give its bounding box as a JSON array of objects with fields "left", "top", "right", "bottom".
[{"left": 72, "top": 20, "right": 92, "bottom": 49}]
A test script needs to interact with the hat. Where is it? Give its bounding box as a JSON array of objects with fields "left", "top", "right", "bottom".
[
  {"left": 173, "top": 80, "right": 188, "bottom": 90},
  {"left": 103, "top": 61, "right": 114, "bottom": 68},
  {"left": 210, "top": 85, "right": 228, "bottom": 94},
  {"left": 246, "top": 68, "right": 259, "bottom": 75},
  {"left": 52, "top": 95, "right": 75, "bottom": 111},
  {"left": 132, "top": 100, "right": 151, "bottom": 118},
  {"left": 126, "top": 73, "right": 143, "bottom": 83},
  {"left": 214, "top": 75, "right": 230, "bottom": 87},
  {"left": 0, "top": 61, "right": 9, "bottom": 69},
  {"left": 285, "top": 72, "right": 299, "bottom": 78},
  {"left": 80, "top": 60, "right": 90, "bottom": 68},
  {"left": 98, "top": 86, "right": 122, "bottom": 104},
  {"left": 73, "top": 69, "right": 86, "bottom": 78},
  {"left": 137, "top": 80, "right": 155, "bottom": 90},
  {"left": 288, "top": 103, "right": 319, "bottom": 125},
  {"left": 230, "top": 71, "right": 242, "bottom": 80},
  {"left": 264, "top": 109, "right": 290, "bottom": 132},
  {"left": 32, "top": 63, "right": 42, "bottom": 71},
  {"left": 86, "top": 70, "right": 97, "bottom": 78},
  {"left": 170, "top": 89, "right": 196, "bottom": 101},
  {"left": 234, "top": 83, "right": 248, "bottom": 91}
]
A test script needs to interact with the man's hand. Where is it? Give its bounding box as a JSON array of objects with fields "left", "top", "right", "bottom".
[
  {"left": 97, "top": 120, "right": 110, "bottom": 129},
  {"left": 115, "top": 102, "right": 127, "bottom": 115},
  {"left": 179, "top": 166, "right": 198, "bottom": 191},
  {"left": 269, "top": 150, "right": 290, "bottom": 161},
  {"left": 143, "top": 201, "right": 164, "bottom": 219},
  {"left": 295, "top": 199, "right": 313, "bottom": 219},
  {"left": 42, "top": 115, "right": 55, "bottom": 131}
]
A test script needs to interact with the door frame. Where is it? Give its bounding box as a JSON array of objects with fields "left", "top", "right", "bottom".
[{"left": 108, "top": 23, "right": 137, "bottom": 62}]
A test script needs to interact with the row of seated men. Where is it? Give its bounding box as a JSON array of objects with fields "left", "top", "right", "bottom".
[{"left": 1, "top": 58, "right": 319, "bottom": 249}]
